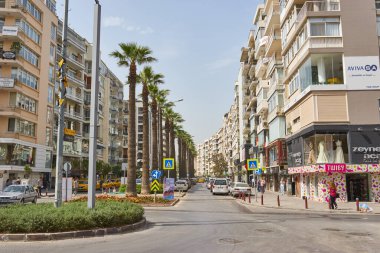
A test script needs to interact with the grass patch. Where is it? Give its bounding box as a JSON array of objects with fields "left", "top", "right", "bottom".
[
  {"left": 0, "top": 200, "right": 144, "bottom": 234},
  {"left": 72, "top": 195, "right": 172, "bottom": 204}
]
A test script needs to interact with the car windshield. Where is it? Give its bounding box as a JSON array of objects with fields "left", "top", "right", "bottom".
[
  {"left": 214, "top": 180, "right": 227, "bottom": 185},
  {"left": 176, "top": 181, "right": 185, "bottom": 184},
  {"left": 3, "top": 185, "right": 25, "bottom": 193},
  {"left": 78, "top": 181, "right": 88, "bottom": 184},
  {"left": 236, "top": 183, "right": 249, "bottom": 187}
]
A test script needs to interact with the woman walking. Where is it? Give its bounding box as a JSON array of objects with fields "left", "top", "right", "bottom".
[{"left": 328, "top": 182, "right": 338, "bottom": 209}]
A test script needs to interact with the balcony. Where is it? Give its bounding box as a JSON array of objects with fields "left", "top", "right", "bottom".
[
  {"left": 256, "top": 79, "right": 269, "bottom": 93},
  {"left": 265, "top": 26, "right": 282, "bottom": 57},
  {"left": 0, "top": 0, "right": 26, "bottom": 18},
  {"left": 67, "top": 54, "right": 85, "bottom": 70},
  {"left": 242, "top": 91, "right": 250, "bottom": 105},
  {"left": 257, "top": 99, "right": 269, "bottom": 115},
  {"left": 266, "top": 54, "right": 282, "bottom": 78},
  {"left": 66, "top": 91, "right": 83, "bottom": 104},
  {"left": 66, "top": 73, "right": 84, "bottom": 86},
  {"left": 264, "top": 3, "right": 280, "bottom": 36},
  {"left": 0, "top": 54, "right": 25, "bottom": 69},
  {"left": 267, "top": 105, "right": 285, "bottom": 122},
  {"left": 64, "top": 110, "right": 83, "bottom": 121},
  {"left": 249, "top": 65, "right": 256, "bottom": 80},
  {"left": 249, "top": 79, "right": 259, "bottom": 91},
  {"left": 255, "top": 57, "right": 269, "bottom": 78},
  {"left": 246, "top": 93, "right": 257, "bottom": 111},
  {"left": 58, "top": 28, "right": 86, "bottom": 53}
]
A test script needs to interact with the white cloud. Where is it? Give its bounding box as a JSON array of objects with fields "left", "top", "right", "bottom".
[
  {"left": 103, "top": 16, "right": 154, "bottom": 35},
  {"left": 103, "top": 16, "right": 125, "bottom": 28}
]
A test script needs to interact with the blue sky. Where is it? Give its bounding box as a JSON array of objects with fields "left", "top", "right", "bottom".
[{"left": 57, "top": 0, "right": 260, "bottom": 144}]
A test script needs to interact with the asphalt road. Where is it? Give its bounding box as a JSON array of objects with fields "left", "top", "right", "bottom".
[{"left": 1, "top": 184, "right": 380, "bottom": 253}]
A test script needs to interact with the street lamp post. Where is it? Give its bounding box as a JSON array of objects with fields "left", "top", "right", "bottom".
[{"left": 88, "top": 0, "right": 101, "bottom": 209}]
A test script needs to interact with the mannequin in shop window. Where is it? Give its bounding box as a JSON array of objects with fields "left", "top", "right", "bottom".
[
  {"left": 334, "top": 139, "right": 345, "bottom": 163},
  {"left": 307, "top": 142, "right": 316, "bottom": 164},
  {"left": 317, "top": 141, "right": 329, "bottom": 163}
]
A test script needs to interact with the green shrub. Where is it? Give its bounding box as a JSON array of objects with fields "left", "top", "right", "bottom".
[
  {"left": 0, "top": 200, "right": 144, "bottom": 233},
  {"left": 119, "top": 184, "right": 126, "bottom": 193}
]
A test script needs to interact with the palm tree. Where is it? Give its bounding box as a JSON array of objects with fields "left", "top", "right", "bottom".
[
  {"left": 168, "top": 113, "right": 184, "bottom": 181},
  {"left": 137, "top": 67, "right": 164, "bottom": 194},
  {"left": 148, "top": 83, "right": 165, "bottom": 177},
  {"left": 110, "top": 43, "right": 156, "bottom": 196},
  {"left": 156, "top": 89, "right": 170, "bottom": 173}
]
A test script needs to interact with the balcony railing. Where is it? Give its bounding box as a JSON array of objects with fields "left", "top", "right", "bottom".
[
  {"left": 264, "top": 3, "right": 280, "bottom": 34},
  {"left": 297, "top": 1, "right": 340, "bottom": 24}
]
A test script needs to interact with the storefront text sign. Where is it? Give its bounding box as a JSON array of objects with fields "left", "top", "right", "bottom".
[{"left": 325, "top": 164, "right": 347, "bottom": 173}]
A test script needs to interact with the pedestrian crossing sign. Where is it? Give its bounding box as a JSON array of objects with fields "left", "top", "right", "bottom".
[
  {"left": 247, "top": 159, "right": 259, "bottom": 171},
  {"left": 163, "top": 158, "right": 174, "bottom": 170}
]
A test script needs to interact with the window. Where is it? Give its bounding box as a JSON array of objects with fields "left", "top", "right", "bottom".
[
  {"left": 11, "top": 68, "right": 38, "bottom": 90},
  {"left": 20, "top": 0, "right": 42, "bottom": 22},
  {"left": 48, "top": 85, "right": 54, "bottom": 104},
  {"left": 376, "top": 0, "right": 380, "bottom": 9},
  {"left": 45, "top": 151, "right": 52, "bottom": 168},
  {"left": 8, "top": 118, "right": 36, "bottom": 137},
  {"left": 0, "top": 143, "right": 36, "bottom": 166},
  {"left": 15, "top": 19, "right": 41, "bottom": 44},
  {"left": 51, "top": 23, "right": 56, "bottom": 41},
  {"left": 9, "top": 92, "right": 37, "bottom": 113},
  {"left": 289, "top": 74, "right": 300, "bottom": 95},
  {"left": 50, "top": 44, "right": 55, "bottom": 62},
  {"left": 45, "top": 128, "right": 52, "bottom": 146},
  {"left": 19, "top": 45, "right": 39, "bottom": 67},
  {"left": 48, "top": 65, "right": 54, "bottom": 83},
  {"left": 0, "top": 17, "right": 4, "bottom": 31},
  {"left": 47, "top": 107, "right": 53, "bottom": 125},
  {"left": 45, "top": 0, "right": 56, "bottom": 13},
  {"left": 377, "top": 16, "right": 380, "bottom": 36},
  {"left": 309, "top": 18, "right": 341, "bottom": 37}
]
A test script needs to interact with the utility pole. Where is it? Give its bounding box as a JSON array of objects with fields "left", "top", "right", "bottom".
[
  {"left": 88, "top": 0, "right": 101, "bottom": 209},
  {"left": 54, "top": 0, "right": 69, "bottom": 208}
]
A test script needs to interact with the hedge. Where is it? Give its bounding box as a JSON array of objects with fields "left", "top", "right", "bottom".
[
  {"left": 119, "top": 184, "right": 163, "bottom": 194},
  {"left": 0, "top": 200, "right": 144, "bottom": 233}
]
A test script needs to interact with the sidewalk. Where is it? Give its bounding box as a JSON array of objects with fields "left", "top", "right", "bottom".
[{"left": 237, "top": 191, "right": 380, "bottom": 214}]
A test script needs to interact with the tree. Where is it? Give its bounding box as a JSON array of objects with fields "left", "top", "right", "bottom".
[
  {"left": 110, "top": 43, "right": 156, "bottom": 196},
  {"left": 112, "top": 164, "right": 122, "bottom": 177},
  {"left": 156, "top": 89, "right": 170, "bottom": 173},
  {"left": 137, "top": 67, "right": 163, "bottom": 194},
  {"left": 97, "top": 161, "right": 112, "bottom": 179},
  {"left": 210, "top": 154, "right": 228, "bottom": 178}
]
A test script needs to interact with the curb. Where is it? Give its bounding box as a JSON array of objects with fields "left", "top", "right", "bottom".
[
  {"left": 0, "top": 217, "right": 147, "bottom": 242},
  {"left": 171, "top": 198, "right": 180, "bottom": 206},
  {"left": 236, "top": 200, "right": 380, "bottom": 215}
]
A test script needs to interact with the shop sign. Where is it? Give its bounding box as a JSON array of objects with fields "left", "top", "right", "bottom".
[
  {"left": 0, "top": 78, "right": 14, "bottom": 88},
  {"left": 350, "top": 131, "right": 380, "bottom": 164},
  {"left": 2, "top": 26, "right": 18, "bottom": 36},
  {"left": 2, "top": 51, "right": 16, "bottom": 60},
  {"left": 64, "top": 128, "right": 76, "bottom": 136},
  {"left": 344, "top": 56, "right": 380, "bottom": 90},
  {"left": 63, "top": 135, "right": 74, "bottom": 142},
  {"left": 325, "top": 164, "right": 347, "bottom": 173},
  {"left": 287, "top": 137, "right": 303, "bottom": 167}
]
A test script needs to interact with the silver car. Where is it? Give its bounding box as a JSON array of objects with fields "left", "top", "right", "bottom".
[
  {"left": 230, "top": 182, "right": 252, "bottom": 197},
  {"left": 175, "top": 180, "right": 189, "bottom": 192},
  {"left": 0, "top": 185, "right": 38, "bottom": 204}
]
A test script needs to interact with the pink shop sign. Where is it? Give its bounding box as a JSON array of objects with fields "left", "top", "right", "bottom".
[{"left": 325, "top": 164, "right": 347, "bottom": 173}]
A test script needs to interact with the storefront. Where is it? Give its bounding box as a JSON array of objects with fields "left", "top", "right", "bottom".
[
  {"left": 265, "top": 140, "right": 287, "bottom": 192},
  {"left": 286, "top": 125, "right": 380, "bottom": 202}
]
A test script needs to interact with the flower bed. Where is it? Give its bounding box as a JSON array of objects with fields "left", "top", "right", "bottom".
[
  {"left": 0, "top": 200, "right": 144, "bottom": 234},
  {"left": 71, "top": 195, "right": 173, "bottom": 205}
]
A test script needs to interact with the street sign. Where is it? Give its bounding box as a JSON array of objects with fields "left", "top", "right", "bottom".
[
  {"left": 122, "top": 163, "right": 127, "bottom": 171},
  {"left": 163, "top": 158, "right": 174, "bottom": 170},
  {"left": 63, "top": 162, "right": 72, "bottom": 172},
  {"left": 151, "top": 170, "right": 162, "bottom": 179},
  {"left": 247, "top": 159, "right": 259, "bottom": 171},
  {"left": 150, "top": 179, "right": 160, "bottom": 192},
  {"left": 255, "top": 169, "right": 262, "bottom": 175}
]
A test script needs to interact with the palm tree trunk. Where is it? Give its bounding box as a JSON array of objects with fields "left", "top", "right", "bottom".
[
  {"left": 141, "top": 83, "right": 150, "bottom": 194},
  {"left": 127, "top": 62, "right": 137, "bottom": 196},
  {"left": 170, "top": 124, "right": 176, "bottom": 181},
  {"left": 158, "top": 107, "right": 163, "bottom": 172},
  {"left": 165, "top": 118, "right": 170, "bottom": 178},
  {"left": 177, "top": 137, "right": 182, "bottom": 178},
  {"left": 151, "top": 99, "right": 158, "bottom": 172}
]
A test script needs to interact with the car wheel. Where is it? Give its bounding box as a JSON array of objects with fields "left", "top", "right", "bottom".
[
  {"left": 20, "top": 198, "right": 24, "bottom": 204},
  {"left": 32, "top": 197, "right": 37, "bottom": 204}
]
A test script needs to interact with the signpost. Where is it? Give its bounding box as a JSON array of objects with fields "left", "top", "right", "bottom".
[
  {"left": 247, "top": 159, "right": 259, "bottom": 171},
  {"left": 163, "top": 158, "right": 174, "bottom": 178},
  {"left": 150, "top": 170, "right": 162, "bottom": 203}
]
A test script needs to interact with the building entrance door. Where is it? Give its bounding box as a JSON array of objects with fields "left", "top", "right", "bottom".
[
  {"left": 346, "top": 174, "right": 369, "bottom": 202},
  {"left": 295, "top": 175, "right": 301, "bottom": 197}
]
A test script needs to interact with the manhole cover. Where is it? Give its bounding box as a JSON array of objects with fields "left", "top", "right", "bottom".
[
  {"left": 347, "top": 232, "right": 371, "bottom": 237},
  {"left": 322, "top": 228, "right": 341, "bottom": 232},
  {"left": 218, "top": 238, "right": 242, "bottom": 244},
  {"left": 255, "top": 228, "right": 274, "bottom": 233}
]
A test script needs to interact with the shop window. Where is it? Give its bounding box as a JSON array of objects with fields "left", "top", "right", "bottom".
[
  {"left": 0, "top": 143, "right": 35, "bottom": 166},
  {"left": 303, "top": 133, "right": 348, "bottom": 165}
]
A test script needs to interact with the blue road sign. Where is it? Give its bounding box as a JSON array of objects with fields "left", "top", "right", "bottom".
[
  {"left": 163, "top": 158, "right": 174, "bottom": 170},
  {"left": 255, "top": 169, "right": 262, "bottom": 175},
  {"left": 247, "top": 159, "right": 259, "bottom": 171},
  {"left": 151, "top": 170, "right": 162, "bottom": 179}
]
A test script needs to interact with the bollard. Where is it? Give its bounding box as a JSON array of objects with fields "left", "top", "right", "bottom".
[
  {"left": 261, "top": 194, "right": 264, "bottom": 205},
  {"left": 304, "top": 197, "right": 308, "bottom": 209},
  {"left": 277, "top": 195, "right": 280, "bottom": 207},
  {"left": 356, "top": 198, "right": 360, "bottom": 211},
  {"left": 243, "top": 192, "right": 246, "bottom": 202},
  {"left": 248, "top": 193, "right": 251, "bottom": 203}
]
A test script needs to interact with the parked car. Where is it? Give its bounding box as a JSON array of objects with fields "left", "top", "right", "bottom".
[
  {"left": 180, "top": 178, "right": 192, "bottom": 189},
  {"left": 230, "top": 182, "right": 252, "bottom": 197},
  {"left": 207, "top": 178, "right": 215, "bottom": 190},
  {"left": 190, "top": 178, "right": 197, "bottom": 185},
  {"left": 212, "top": 178, "right": 229, "bottom": 195},
  {"left": 175, "top": 180, "right": 189, "bottom": 192},
  {"left": 0, "top": 185, "right": 37, "bottom": 204}
]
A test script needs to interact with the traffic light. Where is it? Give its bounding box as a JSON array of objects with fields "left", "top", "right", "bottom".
[{"left": 57, "top": 59, "right": 66, "bottom": 107}]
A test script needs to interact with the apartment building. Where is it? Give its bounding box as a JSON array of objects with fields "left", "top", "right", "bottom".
[
  {"left": 281, "top": 0, "right": 380, "bottom": 202},
  {"left": 53, "top": 19, "right": 86, "bottom": 179},
  {"left": 122, "top": 100, "right": 152, "bottom": 173},
  {"left": 0, "top": 0, "right": 57, "bottom": 189}
]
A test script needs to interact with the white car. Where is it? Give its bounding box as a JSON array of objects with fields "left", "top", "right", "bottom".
[
  {"left": 0, "top": 185, "right": 38, "bottom": 204},
  {"left": 175, "top": 180, "right": 189, "bottom": 192},
  {"left": 230, "top": 182, "right": 252, "bottom": 197},
  {"left": 212, "top": 178, "right": 229, "bottom": 195}
]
